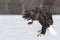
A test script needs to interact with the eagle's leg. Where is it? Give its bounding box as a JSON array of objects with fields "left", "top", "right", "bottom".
[
  {"left": 37, "top": 27, "right": 46, "bottom": 36},
  {"left": 37, "top": 19, "right": 50, "bottom": 37},
  {"left": 37, "top": 19, "right": 44, "bottom": 37},
  {"left": 41, "top": 26, "right": 48, "bottom": 35},
  {"left": 37, "top": 24, "right": 49, "bottom": 37}
]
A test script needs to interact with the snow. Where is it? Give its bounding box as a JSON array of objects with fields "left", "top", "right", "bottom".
[{"left": 0, "top": 15, "right": 60, "bottom": 40}]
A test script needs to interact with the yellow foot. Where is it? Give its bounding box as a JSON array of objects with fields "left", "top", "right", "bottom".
[
  {"left": 37, "top": 33, "right": 42, "bottom": 37},
  {"left": 37, "top": 30, "right": 42, "bottom": 37}
]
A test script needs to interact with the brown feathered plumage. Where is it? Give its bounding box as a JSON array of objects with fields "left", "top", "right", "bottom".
[{"left": 22, "top": 5, "right": 53, "bottom": 35}]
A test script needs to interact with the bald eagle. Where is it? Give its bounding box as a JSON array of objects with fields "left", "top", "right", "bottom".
[{"left": 22, "top": 4, "right": 55, "bottom": 36}]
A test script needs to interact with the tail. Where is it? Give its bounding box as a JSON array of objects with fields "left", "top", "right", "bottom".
[{"left": 48, "top": 26, "right": 57, "bottom": 36}]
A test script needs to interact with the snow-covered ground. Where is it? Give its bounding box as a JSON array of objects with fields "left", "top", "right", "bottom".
[{"left": 0, "top": 15, "right": 60, "bottom": 40}]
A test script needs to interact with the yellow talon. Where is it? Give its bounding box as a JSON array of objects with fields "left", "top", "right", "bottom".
[{"left": 37, "top": 30, "right": 42, "bottom": 37}]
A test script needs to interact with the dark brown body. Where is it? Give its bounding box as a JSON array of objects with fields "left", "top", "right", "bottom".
[{"left": 23, "top": 4, "right": 53, "bottom": 35}]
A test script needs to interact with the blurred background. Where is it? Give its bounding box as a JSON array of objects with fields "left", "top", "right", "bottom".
[
  {"left": 0, "top": 0, "right": 60, "bottom": 40},
  {"left": 0, "top": 0, "right": 60, "bottom": 15}
]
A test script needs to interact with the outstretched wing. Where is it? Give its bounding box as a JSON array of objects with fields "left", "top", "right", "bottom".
[{"left": 22, "top": 7, "right": 39, "bottom": 21}]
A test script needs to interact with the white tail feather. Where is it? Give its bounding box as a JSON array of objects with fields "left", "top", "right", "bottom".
[{"left": 48, "top": 26, "right": 57, "bottom": 36}]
